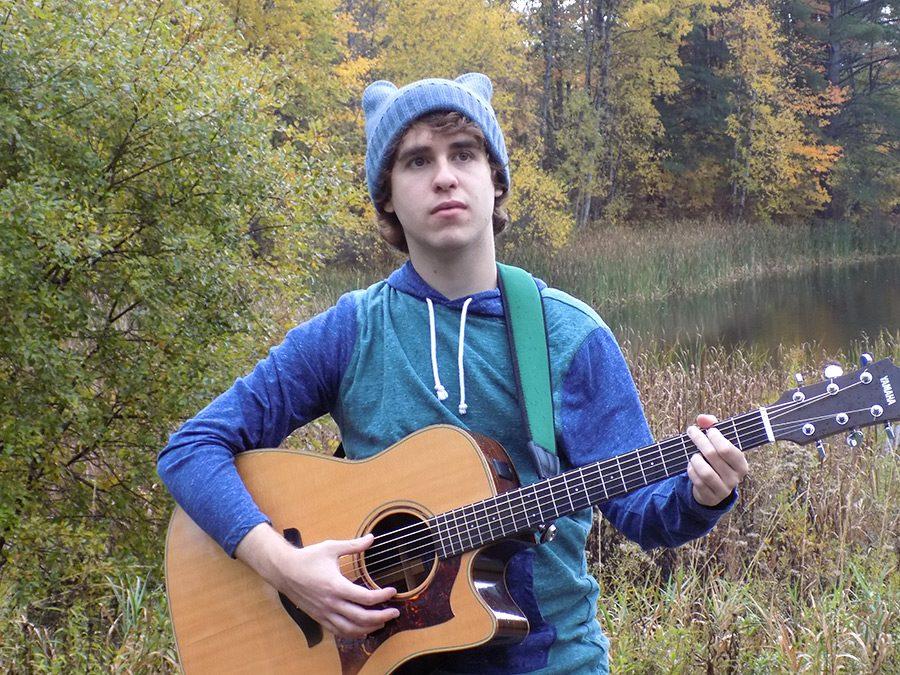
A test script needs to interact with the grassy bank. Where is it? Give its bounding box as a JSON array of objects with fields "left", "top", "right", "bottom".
[
  {"left": 3, "top": 333, "right": 896, "bottom": 672},
  {"left": 308, "top": 219, "right": 899, "bottom": 312},
  {"left": 507, "top": 218, "right": 900, "bottom": 308},
  {"left": 596, "top": 333, "right": 899, "bottom": 672}
]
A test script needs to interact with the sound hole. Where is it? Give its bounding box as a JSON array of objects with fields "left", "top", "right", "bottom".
[{"left": 362, "top": 512, "right": 437, "bottom": 594}]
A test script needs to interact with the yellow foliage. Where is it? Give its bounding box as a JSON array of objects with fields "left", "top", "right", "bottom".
[
  {"left": 373, "top": 0, "right": 532, "bottom": 132},
  {"left": 502, "top": 148, "right": 573, "bottom": 252},
  {"left": 724, "top": 1, "right": 841, "bottom": 219}
]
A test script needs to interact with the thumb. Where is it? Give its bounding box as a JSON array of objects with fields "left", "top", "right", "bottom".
[{"left": 332, "top": 533, "right": 375, "bottom": 555}]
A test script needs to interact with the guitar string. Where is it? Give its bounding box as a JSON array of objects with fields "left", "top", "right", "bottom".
[
  {"left": 354, "top": 408, "right": 884, "bottom": 587},
  {"left": 340, "top": 383, "right": 880, "bottom": 580},
  {"left": 344, "top": 398, "right": 852, "bottom": 584},
  {"left": 353, "top": 409, "right": 883, "bottom": 586},
  {"left": 340, "top": 393, "right": 821, "bottom": 569},
  {"left": 347, "top": 383, "right": 852, "bottom": 568},
  {"left": 341, "top": 383, "right": 873, "bottom": 578}
]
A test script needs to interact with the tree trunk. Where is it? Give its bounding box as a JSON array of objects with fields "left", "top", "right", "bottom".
[
  {"left": 540, "top": 0, "right": 560, "bottom": 168},
  {"left": 827, "top": 0, "right": 843, "bottom": 86}
]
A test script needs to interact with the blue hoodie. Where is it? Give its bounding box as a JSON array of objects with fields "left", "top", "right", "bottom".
[{"left": 158, "top": 262, "right": 735, "bottom": 674}]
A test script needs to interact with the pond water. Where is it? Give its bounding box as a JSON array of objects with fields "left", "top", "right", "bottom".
[{"left": 603, "top": 257, "right": 899, "bottom": 354}]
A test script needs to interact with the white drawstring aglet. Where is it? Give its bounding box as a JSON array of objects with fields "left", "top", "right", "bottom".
[
  {"left": 458, "top": 402, "right": 468, "bottom": 415},
  {"left": 435, "top": 384, "right": 449, "bottom": 400}
]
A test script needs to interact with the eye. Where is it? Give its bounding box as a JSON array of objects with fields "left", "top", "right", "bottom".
[
  {"left": 456, "top": 150, "right": 473, "bottom": 162},
  {"left": 407, "top": 156, "right": 427, "bottom": 168}
]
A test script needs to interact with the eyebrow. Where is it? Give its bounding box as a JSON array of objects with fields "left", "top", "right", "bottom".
[{"left": 395, "top": 138, "right": 482, "bottom": 165}]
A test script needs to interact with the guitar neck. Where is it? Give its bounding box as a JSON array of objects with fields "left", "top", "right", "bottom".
[{"left": 431, "top": 408, "right": 774, "bottom": 558}]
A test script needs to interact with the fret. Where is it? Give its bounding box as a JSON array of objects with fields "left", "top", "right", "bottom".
[
  {"left": 505, "top": 491, "right": 523, "bottom": 536},
  {"left": 447, "top": 510, "right": 463, "bottom": 556},
  {"left": 635, "top": 450, "right": 648, "bottom": 486},
  {"left": 462, "top": 505, "right": 476, "bottom": 550},
  {"left": 641, "top": 444, "right": 662, "bottom": 482},
  {"left": 491, "top": 495, "right": 508, "bottom": 539},
  {"left": 509, "top": 490, "right": 525, "bottom": 534},
  {"left": 658, "top": 443, "right": 669, "bottom": 477},
  {"left": 595, "top": 463, "right": 609, "bottom": 501},
  {"left": 492, "top": 493, "right": 509, "bottom": 539},
  {"left": 578, "top": 466, "right": 592, "bottom": 510},
  {"left": 528, "top": 483, "right": 546, "bottom": 526},
  {"left": 730, "top": 417, "right": 743, "bottom": 451},
  {"left": 515, "top": 486, "right": 529, "bottom": 533},
  {"left": 614, "top": 455, "right": 627, "bottom": 496},
  {"left": 548, "top": 475, "right": 563, "bottom": 519},
  {"left": 562, "top": 472, "right": 576, "bottom": 513},
  {"left": 432, "top": 515, "right": 448, "bottom": 558},
  {"left": 479, "top": 501, "right": 495, "bottom": 543},
  {"left": 528, "top": 483, "right": 545, "bottom": 525},
  {"left": 620, "top": 454, "right": 636, "bottom": 492}
]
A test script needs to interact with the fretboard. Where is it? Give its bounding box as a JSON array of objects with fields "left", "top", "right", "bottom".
[{"left": 430, "top": 408, "right": 772, "bottom": 558}]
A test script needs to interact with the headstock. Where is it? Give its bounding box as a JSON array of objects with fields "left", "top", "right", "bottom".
[{"left": 767, "top": 355, "right": 898, "bottom": 447}]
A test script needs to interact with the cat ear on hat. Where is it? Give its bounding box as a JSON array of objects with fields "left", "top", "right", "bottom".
[
  {"left": 454, "top": 73, "right": 493, "bottom": 102},
  {"left": 362, "top": 80, "right": 398, "bottom": 119}
]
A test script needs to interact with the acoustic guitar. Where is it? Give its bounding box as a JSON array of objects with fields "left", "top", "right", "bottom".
[{"left": 165, "top": 356, "right": 898, "bottom": 673}]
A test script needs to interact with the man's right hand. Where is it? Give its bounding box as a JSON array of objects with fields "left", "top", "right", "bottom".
[{"left": 235, "top": 523, "right": 400, "bottom": 639}]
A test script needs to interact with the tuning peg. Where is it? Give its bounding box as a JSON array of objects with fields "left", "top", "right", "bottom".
[
  {"left": 815, "top": 440, "right": 827, "bottom": 462},
  {"left": 885, "top": 423, "right": 896, "bottom": 442},
  {"left": 860, "top": 353, "right": 874, "bottom": 367},
  {"left": 823, "top": 364, "right": 844, "bottom": 379},
  {"left": 792, "top": 373, "right": 806, "bottom": 402},
  {"left": 823, "top": 364, "right": 843, "bottom": 395},
  {"left": 846, "top": 428, "right": 864, "bottom": 448}
]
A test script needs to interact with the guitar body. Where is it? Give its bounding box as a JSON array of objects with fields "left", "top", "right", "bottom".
[{"left": 165, "top": 425, "right": 531, "bottom": 674}]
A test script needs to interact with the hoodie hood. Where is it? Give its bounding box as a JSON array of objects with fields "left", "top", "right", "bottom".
[{"left": 386, "top": 260, "right": 547, "bottom": 317}]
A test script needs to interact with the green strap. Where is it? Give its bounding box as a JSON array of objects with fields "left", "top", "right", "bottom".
[{"left": 497, "top": 263, "right": 559, "bottom": 478}]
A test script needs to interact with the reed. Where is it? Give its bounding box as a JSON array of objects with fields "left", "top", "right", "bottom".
[
  {"left": 3, "top": 336, "right": 895, "bottom": 672},
  {"left": 594, "top": 331, "right": 900, "bottom": 672},
  {"left": 506, "top": 218, "right": 899, "bottom": 308},
  {"left": 2, "top": 216, "right": 896, "bottom": 671}
]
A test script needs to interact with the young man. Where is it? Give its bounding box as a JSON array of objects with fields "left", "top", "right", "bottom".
[{"left": 158, "top": 73, "right": 748, "bottom": 673}]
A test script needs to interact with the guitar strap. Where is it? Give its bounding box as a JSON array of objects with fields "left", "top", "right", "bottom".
[{"left": 497, "top": 263, "right": 560, "bottom": 480}]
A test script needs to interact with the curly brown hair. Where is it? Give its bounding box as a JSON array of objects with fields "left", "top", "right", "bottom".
[{"left": 372, "top": 111, "right": 510, "bottom": 254}]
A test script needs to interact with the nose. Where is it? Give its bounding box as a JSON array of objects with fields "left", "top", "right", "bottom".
[{"left": 432, "top": 157, "right": 458, "bottom": 191}]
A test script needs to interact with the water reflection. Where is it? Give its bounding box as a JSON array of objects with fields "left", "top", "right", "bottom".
[{"left": 605, "top": 258, "right": 899, "bottom": 353}]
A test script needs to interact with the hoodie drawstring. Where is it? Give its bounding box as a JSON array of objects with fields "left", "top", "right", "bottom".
[
  {"left": 426, "top": 298, "right": 449, "bottom": 401},
  {"left": 426, "top": 297, "right": 473, "bottom": 415},
  {"left": 457, "top": 298, "right": 472, "bottom": 415}
]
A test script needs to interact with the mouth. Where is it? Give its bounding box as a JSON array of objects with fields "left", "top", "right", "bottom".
[{"left": 431, "top": 201, "right": 466, "bottom": 214}]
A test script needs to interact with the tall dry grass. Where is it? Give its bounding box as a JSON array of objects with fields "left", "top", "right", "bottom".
[
  {"left": 594, "top": 334, "right": 899, "bottom": 672},
  {"left": 2, "top": 335, "right": 895, "bottom": 672},
  {"left": 3, "top": 217, "right": 896, "bottom": 672}
]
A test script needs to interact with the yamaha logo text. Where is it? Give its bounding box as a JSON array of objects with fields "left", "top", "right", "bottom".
[{"left": 882, "top": 376, "right": 896, "bottom": 406}]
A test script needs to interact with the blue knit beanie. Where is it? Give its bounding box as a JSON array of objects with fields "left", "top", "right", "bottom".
[{"left": 362, "top": 73, "right": 510, "bottom": 209}]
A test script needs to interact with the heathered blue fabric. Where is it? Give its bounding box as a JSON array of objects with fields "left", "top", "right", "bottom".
[{"left": 157, "top": 262, "right": 735, "bottom": 673}]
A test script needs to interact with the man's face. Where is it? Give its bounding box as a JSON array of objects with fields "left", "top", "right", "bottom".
[{"left": 384, "top": 123, "right": 502, "bottom": 260}]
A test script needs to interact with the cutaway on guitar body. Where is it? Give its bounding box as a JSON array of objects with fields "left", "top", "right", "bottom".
[{"left": 165, "top": 425, "right": 532, "bottom": 674}]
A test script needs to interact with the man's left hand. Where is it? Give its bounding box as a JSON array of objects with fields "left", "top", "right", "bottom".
[{"left": 685, "top": 414, "right": 749, "bottom": 507}]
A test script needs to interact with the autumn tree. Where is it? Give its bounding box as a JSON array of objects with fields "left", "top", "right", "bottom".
[
  {"left": 724, "top": 1, "right": 841, "bottom": 220},
  {"left": 788, "top": 0, "right": 899, "bottom": 218},
  {"left": 0, "top": 0, "right": 330, "bottom": 629}
]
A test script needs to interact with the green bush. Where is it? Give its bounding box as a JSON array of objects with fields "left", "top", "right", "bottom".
[{"left": 0, "top": 0, "right": 333, "bottom": 654}]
